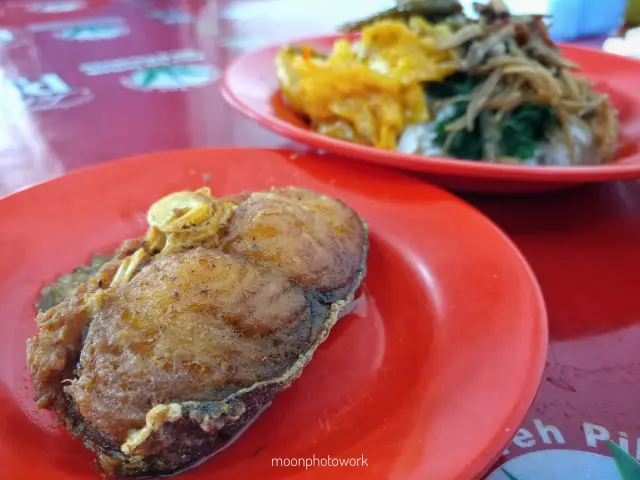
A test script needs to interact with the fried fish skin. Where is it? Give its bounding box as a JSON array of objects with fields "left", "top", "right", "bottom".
[{"left": 26, "top": 186, "right": 368, "bottom": 477}]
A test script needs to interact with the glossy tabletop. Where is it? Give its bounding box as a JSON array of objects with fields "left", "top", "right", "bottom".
[{"left": 1, "top": 1, "right": 639, "bottom": 478}]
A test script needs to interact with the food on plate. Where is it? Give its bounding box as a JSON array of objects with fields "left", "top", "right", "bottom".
[
  {"left": 275, "top": 0, "right": 619, "bottom": 166},
  {"left": 36, "top": 253, "right": 111, "bottom": 312},
  {"left": 276, "top": 17, "right": 459, "bottom": 150},
  {"left": 26, "top": 186, "right": 368, "bottom": 477},
  {"left": 341, "top": 0, "right": 465, "bottom": 32}
]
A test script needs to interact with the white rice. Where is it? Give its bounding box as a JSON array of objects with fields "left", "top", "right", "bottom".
[{"left": 396, "top": 110, "right": 598, "bottom": 166}]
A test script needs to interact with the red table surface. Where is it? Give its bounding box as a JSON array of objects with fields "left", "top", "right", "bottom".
[{"left": 1, "top": 0, "right": 639, "bottom": 478}]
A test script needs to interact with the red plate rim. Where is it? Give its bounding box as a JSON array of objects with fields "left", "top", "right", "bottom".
[
  {"left": 0, "top": 148, "right": 548, "bottom": 480},
  {"left": 221, "top": 34, "right": 640, "bottom": 183}
]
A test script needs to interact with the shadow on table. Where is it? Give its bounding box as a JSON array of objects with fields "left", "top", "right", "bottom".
[{"left": 464, "top": 180, "right": 640, "bottom": 341}]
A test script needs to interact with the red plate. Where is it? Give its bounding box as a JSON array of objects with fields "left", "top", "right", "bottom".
[
  {"left": 221, "top": 35, "right": 640, "bottom": 193},
  {"left": 0, "top": 149, "right": 547, "bottom": 480}
]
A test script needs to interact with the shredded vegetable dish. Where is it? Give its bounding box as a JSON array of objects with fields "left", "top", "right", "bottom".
[{"left": 275, "top": 0, "right": 620, "bottom": 166}]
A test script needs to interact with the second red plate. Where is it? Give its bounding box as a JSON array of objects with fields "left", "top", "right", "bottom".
[{"left": 221, "top": 35, "right": 640, "bottom": 193}]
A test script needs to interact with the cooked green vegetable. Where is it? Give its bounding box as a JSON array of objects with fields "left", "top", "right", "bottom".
[
  {"left": 427, "top": 72, "right": 484, "bottom": 99},
  {"left": 434, "top": 102, "right": 484, "bottom": 160},
  {"left": 429, "top": 74, "right": 559, "bottom": 161},
  {"left": 500, "top": 104, "right": 558, "bottom": 160}
]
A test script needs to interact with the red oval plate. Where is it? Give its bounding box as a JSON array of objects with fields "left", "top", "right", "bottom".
[
  {"left": 221, "top": 35, "right": 640, "bottom": 193},
  {"left": 0, "top": 149, "right": 547, "bottom": 480}
]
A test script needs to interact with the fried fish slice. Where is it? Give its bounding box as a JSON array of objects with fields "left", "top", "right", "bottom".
[
  {"left": 67, "top": 248, "right": 311, "bottom": 442},
  {"left": 223, "top": 187, "right": 366, "bottom": 298},
  {"left": 26, "top": 186, "right": 368, "bottom": 477}
]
